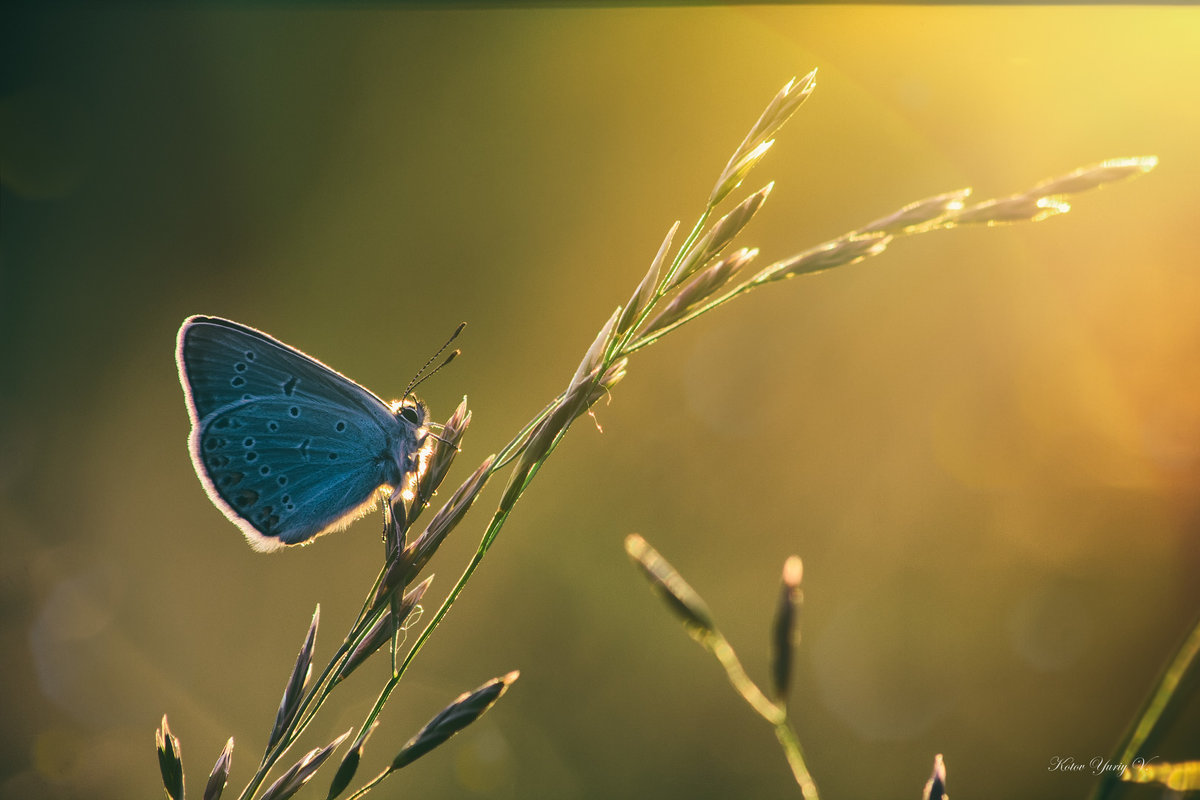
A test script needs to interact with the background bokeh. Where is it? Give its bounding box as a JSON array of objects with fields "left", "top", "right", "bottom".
[{"left": 2, "top": 6, "right": 1198, "bottom": 800}]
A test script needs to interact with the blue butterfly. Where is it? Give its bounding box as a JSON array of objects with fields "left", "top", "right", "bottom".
[{"left": 175, "top": 316, "right": 433, "bottom": 551}]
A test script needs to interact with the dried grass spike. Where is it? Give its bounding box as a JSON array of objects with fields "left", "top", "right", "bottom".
[
  {"left": 268, "top": 605, "right": 320, "bottom": 752},
  {"left": 624, "top": 534, "right": 716, "bottom": 642},
  {"left": 260, "top": 729, "right": 351, "bottom": 800},
  {"left": 202, "top": 737, "right": 234, "bottom": 800},
  {"left": 390, "top": 671, "right": 520, "bottom": 771},
  {"left": 155, "top": 714, "right": 185, "bottom": 800}
]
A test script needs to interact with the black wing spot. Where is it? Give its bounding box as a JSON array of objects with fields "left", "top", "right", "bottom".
[
  {"left": 214, "top": 418, "right": 231, "bottom": 430},
  {"left": 231, "top": 376, "right": 246, "bottom": 388},
  {"left": 204, "top": 436, "right": 226, "bottom": 451},
  {"left": 267, "top": 421, "right": 280, "bottom": 432},
  {"left": 282, "top": 494, "right": 291, "bottom": 503},
  {"left": 283, "top": 376, "right": 298, "bottom": 396},
  {"left": 245, "top": 451, "right": 258, "bottom": 462},
  {"left": 208, "top": 455, "right": 231, "bottom": 469},
  {"left": 245, "top": 350, "right": 256, "bottom": 361},
  {"left": 219, "top": 471, "right": 245, "bottom": 488},
  {"left": 243, "top": 437, "right": 255, "bottom": 447},
  {"left": 277, "top": 475, "right": 288, "bottom": 487},
  {"left": 233, "top": 489, "right": 259, "bottom": 508},
  {"left": 235, "top": 362, "right": 247, "bottom": 373},
  {"left": 328, "top": 452, "right": 339, "bottom": 461},
  {"left": 259, "top": 465, "right": 271, "bottom": 475},
  {"left": 335, "top": 421, "right": 347, "bottom": 432},
  {"left": 289, "top": 406, "right": 300, "bottom": 417}
]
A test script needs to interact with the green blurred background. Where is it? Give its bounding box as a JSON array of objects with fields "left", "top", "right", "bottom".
[{"left": 2, "top": 6, "right": 1198, "bottom": 799}]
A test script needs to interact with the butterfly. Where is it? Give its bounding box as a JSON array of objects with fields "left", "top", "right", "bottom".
[{"left": 175, "top": 315, "right": 435, "bottom": 551}]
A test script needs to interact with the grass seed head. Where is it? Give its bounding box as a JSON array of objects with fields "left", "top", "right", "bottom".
[
  {"left": 343, "top": 577, "right": 434, "bottom": 681},
  {"left": 390, "top": 672, "right": 520, "bottom": 771},
  {"left": 202, "top": 737, "right": 234, "bottom": 800},
  {"left": 618, "top": 220, "right": 679, "bottom": 335},
  {"left": 858, "top": 188, "right": 972, "bottom": 235},
  {"left": 770, "top": 556, "right": 804, "bottom": 702},
  {"left": 672, "top": 184, "right": 772, "bottom": 289},
  {"left": 268, "top": 605, "right": 320, "bottom": 752},
  {"left": 260, "top": 730, "right": 351, "bottom": 800},
  {"left": 624, "top": 534, "right": 716, "bottom": 642},
  {"left": 416, "top": 398, "right": 471, "bottom": 514},
  {"left": 924, "top": 754, "right": 948, "bottom": 800},
  {"left": 716, "top": 70, "right": 816, "bottom": 203},
  {"left": 951, "top": 194, "right": 1069, "bottom": 226},
  {"left": 402, "top": 456, "right": 494, "bottom": 582},
  {"left": 763, "top": 232, "right": 892, "bottom": 282},
  {"left": 155, "top": 715, "right": 185, "bottom": 800},
  {"left": 1031, "top": 155, "right": 1157, "bottom": 196}
]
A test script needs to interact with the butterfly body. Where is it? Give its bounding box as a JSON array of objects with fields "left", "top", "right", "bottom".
[{"left": 176, "top": 316, "right": 432, "bottom": 551}]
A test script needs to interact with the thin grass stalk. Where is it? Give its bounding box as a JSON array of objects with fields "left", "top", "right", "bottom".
[{"left": 1090, "top": 609, "right": 1200, "bottom": 800}]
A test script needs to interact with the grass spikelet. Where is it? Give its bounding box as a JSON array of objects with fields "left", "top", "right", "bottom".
[
  {"left": 402, "top": 455, "right": 495, "bottom": 582},
  {"left": 670, "top": 183, "right": 772, "bottom": 288},
  {"left": 951, "top": 193, "right": 1069, "bottom": 226},
  {"left": 770, "top": 556, "right": 803, "bottom": 702},
  {"left": 416, "top": 397, "right": 471, "bottom": 514},
  {"left": 586, "top": 356, "right": 629, "bottom": 407},
  {"left": 644, "top": 247, "right": 757, "bottom": 335},
  {"left": 156, "top": 714, "right": 185, "bottom": 800},
  {"left": 761, "top": 232, "right": 892, "bottom": 282},
  {"left": 390, "top": 672, "right": 519, "bottom": 771},
  {"left": 202, "top": 737, "right": 233, "bottom": 800},
  {"left": 342, "top": 578, "right": 433, "bottom": 682},
  {"left": 710, "top": 139, "right": 775, "bottom": 208},
  {"left": 268, "top": 605, "right": 320, "bottom": 752},
  {"left": 571, "top": 307, "right": 622, "bottom": 390},
  {"left": 713, "top": 69, "right": 816, "bottom": 206},
  {"left": 624, "top": 534, "right": 715, "bottom": 642},
  {"left": 617, "top": 221, "right": 679, "bottom": 335},
  {"left": 260, "top": 729, "right": 351, "bottom": 800},
  {"left": 923, "top": 754, "right": 948, "bottom": 800},
  {"left": 1030, "top": 155, "right": 1158, "bottom": 196},
  {"left": 857, "top": 188, "right": 972, "bottom": 235}
]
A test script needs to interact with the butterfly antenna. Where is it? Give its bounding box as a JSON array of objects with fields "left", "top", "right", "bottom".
[{"left": 404, "top": 322, "right": 466, "bottom": 400}]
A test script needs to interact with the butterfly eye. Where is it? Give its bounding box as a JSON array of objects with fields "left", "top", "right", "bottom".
[{"left": 399, "top": 405, "right": 421, "bottom": 425}]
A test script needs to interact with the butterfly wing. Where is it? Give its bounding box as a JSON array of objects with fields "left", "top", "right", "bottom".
[
  {"left": 196, "top": 396, "right": 396, "bottom": 549},
  {"left": 176, "top": 316, "right": 416, "bottom": 551},
  {"left": 177, "top": 316, "right": 396, "bottom": 428}
]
